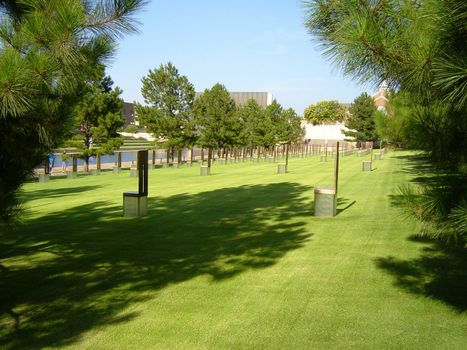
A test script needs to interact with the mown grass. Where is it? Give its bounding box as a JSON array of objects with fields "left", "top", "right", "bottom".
[{"left": 0, "top": 151, "right": 466, "bottom": 349}]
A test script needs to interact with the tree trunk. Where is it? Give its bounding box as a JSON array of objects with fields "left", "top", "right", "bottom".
[
  {"left": 84, "top": 155, "right": 89, "bottom": 172},
  {"left": 166, "top": 147, "right": 170, "bottom": 165},
  {"left": 44, "top": 158, "right": 49, "bottom": 174},
  {"left": 208, "top": 148, "right": 212, "bottom": 168},
  {"left": 285, "top": 143, "right": 290, "bottom": 167},
  {"left": 177, "top": 149, "right": 182, "bottom": 164}
]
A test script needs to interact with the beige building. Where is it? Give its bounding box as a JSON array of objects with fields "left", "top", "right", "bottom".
[{"left": 195, "top": 91, "right": 273, "bottom": 108}]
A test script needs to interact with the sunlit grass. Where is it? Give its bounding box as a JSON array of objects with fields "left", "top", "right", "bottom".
[{"left": 0, "top": 151, "right": 465, "bottom": 349}]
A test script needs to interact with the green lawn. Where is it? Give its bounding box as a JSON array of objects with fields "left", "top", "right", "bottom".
[{"left": 1, "top": 152, "right": 466, "bottom": 349}]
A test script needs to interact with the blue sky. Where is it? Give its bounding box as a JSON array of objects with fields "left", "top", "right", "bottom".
[{"left": 107, "top": 0, "right": 372, "bottom": 114}]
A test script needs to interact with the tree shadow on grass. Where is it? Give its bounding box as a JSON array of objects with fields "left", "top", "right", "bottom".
[
  {"left": 392, "top": 153, "right": 467, "bottom": 187},
  {"left": 17, "top": 185, "right": 103, "bottom": 203},
  {"left": 336, "top": 198, "right": 356, "bottom": 215},
  {"left": 375, "top": 237, "right": 467, "bottom": 312},
  {"left": 392, "top": 153, "right": 434, "bottom": 174},
  {"left": 0, "top": 182, "right": 312, "bottom": 349},
  {"left": 382, "top": 153, "right": 467, "bottom": 312}
]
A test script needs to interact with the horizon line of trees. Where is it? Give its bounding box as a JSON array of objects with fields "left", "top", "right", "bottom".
[{"left": 135, "top": 62, "right": 305, "bottom": 168}]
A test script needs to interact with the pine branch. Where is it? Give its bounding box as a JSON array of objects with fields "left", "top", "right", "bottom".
[{"left": 83, "top": 0, "right": 147, "bottom": 38}]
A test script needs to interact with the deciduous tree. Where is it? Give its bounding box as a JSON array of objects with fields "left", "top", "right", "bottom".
[{"left": 303, "top": 100, "right": 345, "bottom": 125}]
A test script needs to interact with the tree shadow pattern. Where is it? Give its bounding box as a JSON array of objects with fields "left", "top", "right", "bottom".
[
  {"left": 393, "top": 153, "right": 467, "bottom": 187},
  {"left": 375, "top": 237, "right": 467, "bottom": 312},
  {"left": 16, "top": 185, "right": 103, "bottom": 203},
  {"left": 382, "top": 154, "right": 467, "bottom": 312},
  {"left": 0, "top": 182, "right": 312, "bottom": 349}
]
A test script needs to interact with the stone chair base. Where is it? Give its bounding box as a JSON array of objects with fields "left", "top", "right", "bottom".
[
  {"left": 362, "top": 161, "right": 372, "bottom": 171},
  {"left": 130, "top": 168, "right": 138, "bottom": 177},
  {"left": 314, "top": 188, "right": 336, "bottom": 217},
  {"left": 200, "top": 166, "right": 210, "bottom": 176},
  {"left": 123, "top": 192, "right": 148, "bottom": 217},
  {"left": 277, "top": 164, "right": 287, "bottom": 174},
  {"left": 39, "top": 174, "right": 50, "bottom": 183}
]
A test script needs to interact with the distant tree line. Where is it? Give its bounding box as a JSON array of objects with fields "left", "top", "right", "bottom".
[{"left": 135, "top": 62, "right": 305, "bottom": 168}]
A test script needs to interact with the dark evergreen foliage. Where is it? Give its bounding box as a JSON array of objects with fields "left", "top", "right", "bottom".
[
  {"left": 0, "top": 0, "right": 145, "bottom": 224},
  {"left": 136, "top": 62, "right": 196, "bottom": 163},
  {"left": 344, "top": 93, "right": 377, "bottom": 143},
  {"left": 304, "top": 0, "right": 467, "bottom": 242}
]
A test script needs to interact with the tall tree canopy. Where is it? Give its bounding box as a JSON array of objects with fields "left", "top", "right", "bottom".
[
  {"left": 235, "top": 99, "right": 263, "bottom": 150},
  {"left": 277, "top": 107, "right": 305, "bottom": 166},
  {"left": 194, "top": 83, "right": 237, "bottom": 167},
  {"left": 0, "top": 0, "right": 145, "bottom": 222},
  {"left": 303, "top": 100, "right": 346, "bottom": 125},
  {"left": 72, "top": 70, "right": 124, "bottom": 171},
  {"left": 136, "top": 62, "right": 196, "bottom": 163},
  {"left": 261, "top": 100, "right": 283, "bottom": 148},
  {"left": 344, "top": 92, "right": 377, "bottom": 143},
  {"left": 277, "top": 108, "right": 305, "bottom": 144}
]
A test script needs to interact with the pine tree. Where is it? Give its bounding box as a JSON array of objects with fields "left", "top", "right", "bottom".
[
  {"left": 304, "top": 0, "right": 467, "bottom": 242},
  {"left": 136, "top": 62, "right": 195, "bottom": 164},
  {"left": 236, "top": 99, "right": 264, "bottom": 152},
  {"left": 194, "top": 83, "right": 237, "bottom": 167},
  {"left": 303, "top": 0, "right": 467, "bottom": 165},
  {"left": 344, "top": 93, "right": 377, "bottom": 143},
  {"left": 72, "top": 70, "right": 124, "bottom": 171},
  {"left": 0, "top": 0, "right": 145, "bottom": 223},
  {"left": 277, "top": 108, "right": 305, "bottom": 166},
  {"left": 262, "top": 100, "right": 283, "bottom": 149}
]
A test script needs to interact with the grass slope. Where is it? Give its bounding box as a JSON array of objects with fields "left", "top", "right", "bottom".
[{"left": 0, "top": 151, "right": 466, "bottom": 349}]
